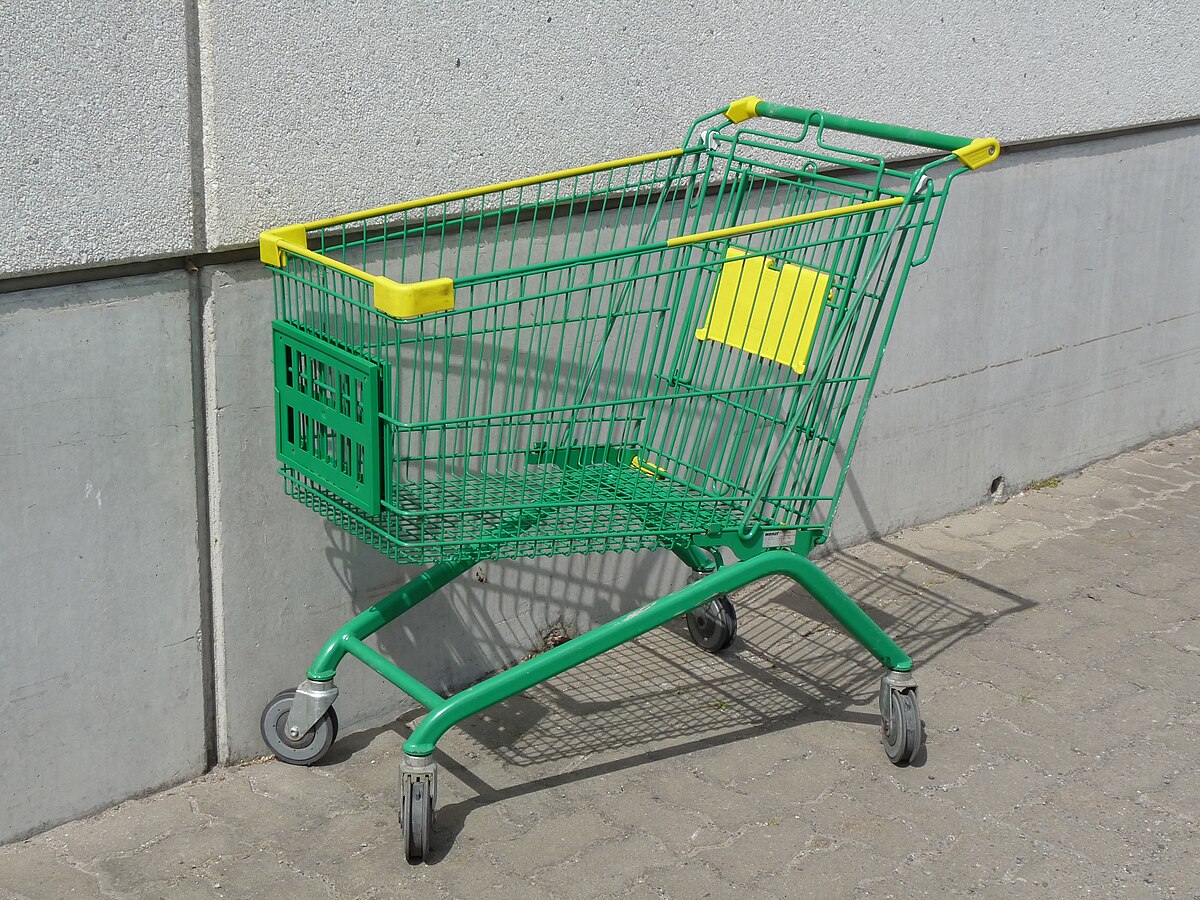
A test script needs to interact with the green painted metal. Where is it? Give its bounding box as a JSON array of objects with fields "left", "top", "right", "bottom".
[
  {"left": 307, "top": 555, "right": 476, "bottom": 681},
  {"left": 401, "top": 549, "right": 911, "bottom": 757},
  {"left": 272, "top": 321, "right": 382, "bottom": 515},
  {"left": 270, "top": 136, "right": 961, "bottom": 563},
  {"left": 341, "top": 636, "right": 446, "bottom": 711},
  {"left": 264, "top": 103, "right": 995, "bottom": 762},
  {"left": 752, "top": 102, "right": 973, "bottom": 153}
]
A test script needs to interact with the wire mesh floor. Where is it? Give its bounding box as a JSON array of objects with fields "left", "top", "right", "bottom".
[{"left": 287, "top": 459, "right": 774, "bottom": 563}]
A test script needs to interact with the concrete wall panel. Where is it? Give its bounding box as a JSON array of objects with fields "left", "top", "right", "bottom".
[
  {"left": 0, "top": 4, "right": 195, "bottom": 277},
  {"left": 202, "top": 264, "right": 692, "bottom": 760},
  {"left": 198, "top": 0, "right": 1200, "bottom": 249},
  {"left": 204, "top": 124, "right": 1200, "bottom": 761},
  {"left": 829, "top": 126, "right": 1200, "bottom": 546},
  {"left": 0, "top": 274, "right": 207, "bottom": 843}
]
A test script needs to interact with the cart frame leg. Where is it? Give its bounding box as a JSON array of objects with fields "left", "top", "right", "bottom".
[
  {"left": 287, "top": 548, "right": 913, "bottom": 756},
  {"left": 401, "top": 548, "right": 912, "bottom": 758},
  {"left": 283, "top": 555, "right": 480, "bottom": 737}
]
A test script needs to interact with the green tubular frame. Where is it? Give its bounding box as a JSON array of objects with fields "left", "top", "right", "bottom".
[{"left": 310, "top": 547, "right": 910, "bottom": 759}]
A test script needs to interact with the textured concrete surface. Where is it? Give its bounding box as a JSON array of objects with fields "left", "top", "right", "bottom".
[
  {"left": 0, "top": 5, "right": 194, "bottom": 276},
  {"left": 201, "top": 264, "right": 694, "bottom": 762},
  {"left": 198, "top": 0, "right": 1200, "bottom": 248},
  {"left": 3, "top": 431, "right": 1197, "bottom": 897},
  {"left": 0, "top": 274, "right": 208, "bottom": 844},
  {"left": 834, "top": 123, "right": 1200, "bottom": 545},
  {"left": 5, "top": 3, "right": 1199, "bottom": 272}
]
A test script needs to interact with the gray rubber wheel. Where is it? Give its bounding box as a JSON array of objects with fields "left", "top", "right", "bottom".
[
  {"left": 685, "top": 595, "right": 737, "bottom": 652},
  {"left": 260, "top": 690, "right": 338, "bottom": 766},
  {"left": 880, "top": 686, "right": 921, "bottom": 765},
  {"left": 403, "top": 779, "right": 433, "bottom": 862}
]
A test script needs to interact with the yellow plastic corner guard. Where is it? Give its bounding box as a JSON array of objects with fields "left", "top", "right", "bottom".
[
  {"left": 696, "top": 248, "right": 828, "bottom": 375},
  {"left": 953, "top": 137, "right": 1001, "bottom": 169},
  {"left": 259, "top": 227, "right": 455, "bottom": 319},
  {"left": 260, "top": 224, "right": 308, "bottom": 267},
  {"left": 724, "top": 96, "right": 763, "bottom": 124},
  {"left": 374, "top": 277, "right": 455, "bottom": 319}
]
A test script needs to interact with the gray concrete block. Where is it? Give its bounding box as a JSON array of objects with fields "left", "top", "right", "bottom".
[
  {"left": 198, "top": 1, "right": 1200, "bottom": 249},
  {"left": 0, "top": 274, "right": 207, "bottom": 843},
  {"left": 828, "top": 125, "right": 1200, "bottom": 547},
  {"left": 0, "top": 7, "right": 194, "bottom": 276},
  {"left": 202, "top": 262, "right": 692, "bottom": 761}
]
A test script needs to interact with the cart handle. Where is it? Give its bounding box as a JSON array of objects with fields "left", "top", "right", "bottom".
[{"left": 724, "top": 97, "right": 1000, "bottom": 170}]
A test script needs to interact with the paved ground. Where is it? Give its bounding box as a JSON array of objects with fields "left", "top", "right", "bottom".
[{"left": 3, "top": 433, "right": 1200, "bottom": 899}]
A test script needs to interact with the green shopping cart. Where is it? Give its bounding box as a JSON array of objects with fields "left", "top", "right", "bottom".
[{"left": 258, "top": 97, "right": 999, "bottom": 860}]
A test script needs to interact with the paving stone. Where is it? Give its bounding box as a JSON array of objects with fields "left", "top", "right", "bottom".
[{"left": 0, "top": 840, "right": 103, "bottom": 899}]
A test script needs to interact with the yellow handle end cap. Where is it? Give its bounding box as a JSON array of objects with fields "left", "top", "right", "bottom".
[
  {"left": 954, "top": 137, "right": 1001, "bottom": 170},
  {"left": 724, "top": 96, "right": 764, "bottom": 124}
]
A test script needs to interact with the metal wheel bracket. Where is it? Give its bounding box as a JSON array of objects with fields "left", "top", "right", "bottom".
[
  {"left": 283, "top": 679, "right": 339, "bottom": 741},
  {"left": 399, "top": 754, "right": 438, "bottom": 824},
  {"left": 881, "top": 668, "right": 917, "bottom": 692},
  {"left": 878, "top": 669, "right": 919, "bottom": 728}
]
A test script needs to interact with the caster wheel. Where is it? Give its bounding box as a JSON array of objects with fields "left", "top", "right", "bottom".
[
  {"left": 260, "top": 690, "right": 338, "bottom": 766},
  {"left": 402, "top": 777, "right": 434, "bottom": 862},
  {"left": 685, "top": 594, "right": 737, "bottom": 652},
  {"left": 880, "top": 682, "right": 922, "bottom": 765}
]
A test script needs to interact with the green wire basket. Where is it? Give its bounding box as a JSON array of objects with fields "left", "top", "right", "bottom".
[{"left": 262, "top": 98, "right": 997, "bottom": 565}]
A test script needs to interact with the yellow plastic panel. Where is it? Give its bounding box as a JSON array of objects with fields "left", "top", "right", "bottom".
[{"left": 695, "top": 248, "right": 828, "bottom": 374}]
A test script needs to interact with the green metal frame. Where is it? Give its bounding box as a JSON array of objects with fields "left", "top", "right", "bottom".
[
  {"left": 310, "top": 547, "right": 909, "bottom": 758},
  {"left": 261, "top": 101, "right": 997, "bottom": 763}
]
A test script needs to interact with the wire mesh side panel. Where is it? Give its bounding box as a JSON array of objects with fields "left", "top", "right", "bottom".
[
  {"left": 372, "top": 209, "right": 928, "bottom": 560},
  {"left": 640, "top": 200, "right": 934, "bottom": 544},
  {"left": 304, "top": 154, "right": 696, "bottom": 284}
]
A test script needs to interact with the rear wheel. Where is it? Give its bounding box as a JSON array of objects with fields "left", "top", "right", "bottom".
[
  {"left": 402, "top": 778, "right": 434, "bottom": 862},
  {"left": 260, "top": 691, "right": 338, "bottom": 766},
  {"left": 880, "top": 685, "right": 922, "bottom": 765},
  {"left": 685, "top": 595, "right": 737, "bottom": 652}
]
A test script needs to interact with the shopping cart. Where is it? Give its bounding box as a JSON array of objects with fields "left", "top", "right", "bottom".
[{"left": 258, "top": 97, "right": 999, "bottom": 859}]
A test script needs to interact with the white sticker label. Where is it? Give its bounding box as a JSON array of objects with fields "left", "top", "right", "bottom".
[{"left": 761, "top": 530, "right": 798, "bottom": 548}]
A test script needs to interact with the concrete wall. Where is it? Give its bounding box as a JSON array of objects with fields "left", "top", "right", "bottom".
[
  {"left": 5, "top": 1, "right": 1199, "bottom": 274},
  {"left": 834, "top": 125, "right": 1200, "bottom": 544},
  {"left": 0, "top": 6, "right": 196, "bottom": 275},
  {"left": 0, "top": 275, "right": 208, "bottom": 840},
  {"left": 2, "top": 0, "right": 1200, "bottom": 844}
]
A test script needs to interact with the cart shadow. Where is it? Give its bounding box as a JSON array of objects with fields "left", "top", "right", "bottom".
[
  {"left": 320, "top": 520, "right": 687, "bottom": 701},
  {"left": 323, "top": 537, "right": 1031, "bottom": 863}
]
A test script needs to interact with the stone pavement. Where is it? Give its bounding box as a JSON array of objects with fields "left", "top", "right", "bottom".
[{"left": 3, "top": 432, "right": 1199, "bottom": 899}]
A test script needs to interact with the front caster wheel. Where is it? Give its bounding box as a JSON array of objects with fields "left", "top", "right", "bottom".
[
  {"left": 880, "top": 683, "right": 922, "bottom": 765},
  {"left": 260, "top": 690, "right": 338, "bottom": 766},
  {"left": 401, "top": 764, "right": 437, "bottom": 862},
  {"left": 685, "top": 595, "right": 737, "bottom": 652}
]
